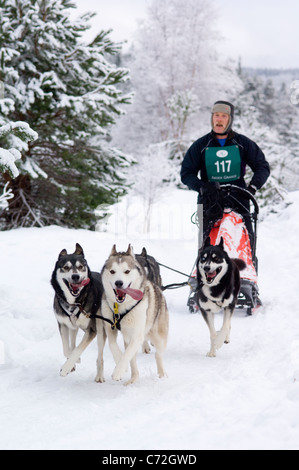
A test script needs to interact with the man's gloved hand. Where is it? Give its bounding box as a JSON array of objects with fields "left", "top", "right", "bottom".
[
  {"left": 199, "top": 181, "right": 224, "bottom": 227},
  {"left": 200, "top": 181, "right": 220, "bottom": 197},
  {"left": 199, "top": 182, "right": 223, "bottom": 211},
  {"left": 247, "top": 184, "right": 257, "bottom": 195}
]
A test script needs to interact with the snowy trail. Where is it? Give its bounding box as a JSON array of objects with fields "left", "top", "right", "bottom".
[{"left": 1, "top": 191, "right": 299, "bottom": 450}]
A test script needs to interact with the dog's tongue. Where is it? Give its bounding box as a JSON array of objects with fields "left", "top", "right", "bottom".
[
  {"left": 118, "top": 287, "right": 144, "bottom": 301},
  {"left": 71, "top": 278, "right": 90, "bottom": 291},
  {"left": 207, "top": 271, "right": 217, "bottom": 280}
]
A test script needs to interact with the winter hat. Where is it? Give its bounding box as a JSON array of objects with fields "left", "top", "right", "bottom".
[{"left": 211, "top": 100, "right": 234, "bottom": 135}]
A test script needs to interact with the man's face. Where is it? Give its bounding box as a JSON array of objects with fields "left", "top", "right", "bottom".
[{"left": 212, "top": 112, "right": 230, "bottom": 135}]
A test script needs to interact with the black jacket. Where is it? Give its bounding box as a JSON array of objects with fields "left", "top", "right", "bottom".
[{"left": 180, "top": 130, "right": 270, "bottom": 201}]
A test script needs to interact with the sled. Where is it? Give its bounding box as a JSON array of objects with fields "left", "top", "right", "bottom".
[{"left": 188, "top": 184, "right": 260, "bottom": 315}]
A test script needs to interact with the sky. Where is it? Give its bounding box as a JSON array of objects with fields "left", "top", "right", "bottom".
[{"left": 73, "top": 0, "right": 299, "bottom": 69}]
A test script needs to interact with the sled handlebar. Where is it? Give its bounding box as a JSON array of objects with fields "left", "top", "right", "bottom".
[{"left": 220, "top": 184, "right": 259, "bottom": 214}]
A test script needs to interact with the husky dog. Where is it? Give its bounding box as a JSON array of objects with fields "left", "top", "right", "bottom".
[
  {"left": 51, "top": 243, "right": 106, "bottom": 380},
  {"left": 136, "top": 247, "right": 162, "bottom": 288},
  {"left": 96, "top": 245, "right": 169, "bottom": 385},
  {"left": 135, "top": 247, "right": 163, "bottom": 354},
  {"left": 196, "top": 237, "right": 246, "bottom": 357}
]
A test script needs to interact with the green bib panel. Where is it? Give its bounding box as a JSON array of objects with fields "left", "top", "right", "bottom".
[{"left": 205, "top": 145, "right": 241, "bottom": 183}]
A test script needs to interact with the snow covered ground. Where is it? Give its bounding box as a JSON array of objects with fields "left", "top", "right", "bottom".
[{"left": 1, "top": 189, "right": 299, "bottom": 450}]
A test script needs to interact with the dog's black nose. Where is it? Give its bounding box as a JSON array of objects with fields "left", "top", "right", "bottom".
[
  {"left": 115, "top": 280, "right": 123, "bottom": 288},
  {"left": 204, "top": 266, "right": 211, "bottom": 273},
  {"left": 72, "top": 274, "right": 80, "bottom": 283}
]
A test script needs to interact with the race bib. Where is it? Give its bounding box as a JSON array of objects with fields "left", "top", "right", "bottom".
[{"left": 205, "top": 145, "right": 241, "bottom": 183}]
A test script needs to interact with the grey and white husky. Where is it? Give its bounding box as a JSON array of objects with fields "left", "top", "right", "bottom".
[
  {"left": 51, "top": 243, "right": 106, "bottom": 380},
  {"left": 96, "top": 245, "right": 169, "bottom": 385}
]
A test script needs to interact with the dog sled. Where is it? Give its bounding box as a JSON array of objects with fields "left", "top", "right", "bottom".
[{"left": 187, "top": 184, "right": 260, "bottom": 316}]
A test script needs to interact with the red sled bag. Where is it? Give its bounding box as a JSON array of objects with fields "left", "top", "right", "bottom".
[{"left": 209, "top": 210, "right": 257, "bottom": 284}]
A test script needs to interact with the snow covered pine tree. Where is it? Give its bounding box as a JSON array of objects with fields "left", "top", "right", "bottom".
[
  {"left": 0, "top": 0, "right": 132, "bottom": 229},
  {"left": 0, "top": 121, "right": 38, "bottom": 221}
]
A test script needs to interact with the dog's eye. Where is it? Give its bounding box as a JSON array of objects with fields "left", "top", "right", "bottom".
[
  {"left": 110, "top": 270, "right": 115, "bottom": 275},
  {"left": 77, "top": 264, "right": 85, "bottom": 271},
  {"left": 124, "top": 270, "right": 130, "bottom": 275},
  {"left": 63, "top": 265, "right": 71, "bottom": 271}
]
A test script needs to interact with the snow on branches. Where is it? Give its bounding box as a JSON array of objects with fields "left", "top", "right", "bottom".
[{"left": 0, "top": 121, "right": 38, "bottom": 178}]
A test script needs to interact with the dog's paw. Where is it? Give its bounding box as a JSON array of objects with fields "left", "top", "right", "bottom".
[
  {"left": 206, "top": 350, "right": 216, "bottom": 358},
  {"left": 112, "top": 364, "right": 125, "bottom": 381},
  {"left": 95, "top": 374, "right": 105, "bottom": 383},
  {"left": 112, "top": 371, "right": 123, "bottom": 381},
  {"left": 124, "top": 375, "right": 139, "bottom": 386},
  {"left": 142, "top": 340, "right": 151, "bottom": 354},
  {"left": 60, "top": 363, "right": 76, "bottom": 376},
  {"left": 158, "top": 371, "right": 168, "bottom": 379}
]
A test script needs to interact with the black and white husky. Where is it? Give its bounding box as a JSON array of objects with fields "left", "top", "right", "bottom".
[
  {"left": 196, "top": 237, "right": 246, "bottom": 357},
  {"left": 96, "top": 245, "right": 169, "bottom": 385},
  {"left": 51, "top": 243, "right": 106, "bottom": 380}
]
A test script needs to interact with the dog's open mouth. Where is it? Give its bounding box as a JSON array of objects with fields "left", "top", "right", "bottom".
[
  {"left": 205, "top": 267, "right": 222, "bottom": 284},
  {"left": 114, "top": 285, "right": 144, "bottom": 303},
  {"left": 64, "top": 278, "right": 90, "bottom": 297},
  {"left": 114, "top": 289, "right": 127, "bottom": 303}
]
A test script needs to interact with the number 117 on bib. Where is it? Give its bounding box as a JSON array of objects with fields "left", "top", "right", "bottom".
[{"left": 215, "top": 160, "right": 231, "bottom": 173}]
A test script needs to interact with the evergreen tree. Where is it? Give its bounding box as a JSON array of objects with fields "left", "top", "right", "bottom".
[
  {"left": 0, "top": 0, "right": 132, "bottom": 229},
  {"left": 275, "top": 82, "right": 299, "bottom": 191}
]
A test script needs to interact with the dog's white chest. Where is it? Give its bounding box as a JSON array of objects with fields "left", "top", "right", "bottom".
[
  {"left": 75, "top": 314, "right": 90, "bottom": 330},
  {"left": 56, "top": 306, "right": 91, "bottom": 330},
  {"left": 200, "top": 287, "right": 234, "bottom": 312},
  {"left": 200, "top": 295, "right": 222, "bottom": 313}
]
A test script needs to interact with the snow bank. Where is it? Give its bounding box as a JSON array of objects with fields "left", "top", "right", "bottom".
[{"left": 0, "top": 189, "right": 299, "bottom": 450}]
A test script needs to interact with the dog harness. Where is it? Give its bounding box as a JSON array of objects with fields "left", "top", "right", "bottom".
[
  {"left": 57, "top": 295, "right": 143, "bottom": 331},
  {"left": 102, "top": 300, "right": 143, "bottom": 331},
  {"left": 57, "top": 297, "right": 85, "bottom": 320}
]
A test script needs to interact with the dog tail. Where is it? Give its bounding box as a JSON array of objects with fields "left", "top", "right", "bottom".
[{"left": 232, "top": 258, "right": 246, "bottom": 271}]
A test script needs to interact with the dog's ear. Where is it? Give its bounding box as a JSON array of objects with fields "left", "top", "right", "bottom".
[
  {"left": 58, "top": 248, "right": 67, "bottom": 259},
  {"left": 110, "top": 244, "right": 117, "bottom": 255},
  {"left": 219, "top": 237, "right": 224, "bottom": 249},
  {"left": 204, "top": 237, "right": 211, "bottom": 248},
  {"left": 141, "top": 247, "right": 147, "bottom": 258},
  {"left": 75, "top": 243, "right": 84, "bottom": 256},
  {"left": 126, "top": 244, "right": 134, "bottom": 256}
]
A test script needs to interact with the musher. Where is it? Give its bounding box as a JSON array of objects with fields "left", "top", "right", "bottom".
[{"left": 180, "top": 100, "right": 270, "bottom": 247}]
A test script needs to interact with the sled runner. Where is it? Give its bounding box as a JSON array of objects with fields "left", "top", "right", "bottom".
[{"left": 188, "top": 184, "right": 260, "bottom": 315}]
